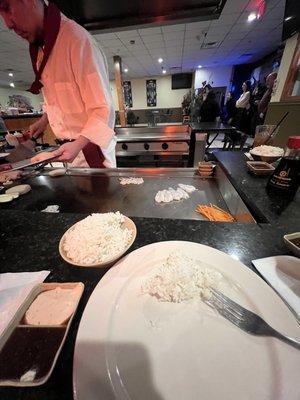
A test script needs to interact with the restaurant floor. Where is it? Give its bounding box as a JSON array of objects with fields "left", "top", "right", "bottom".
[{"left": 209, "top": 133, "right": 254, "bottom": 149}]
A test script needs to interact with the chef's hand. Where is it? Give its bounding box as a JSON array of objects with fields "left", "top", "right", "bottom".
[
  {"left": 27, "top": 113, "right": 49, "bottom": 139},
  {"left": 52, "top": 136, "right": 89, "bottom": 163}
]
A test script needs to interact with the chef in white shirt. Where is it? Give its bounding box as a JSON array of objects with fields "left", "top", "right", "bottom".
[{"left": 0, "top": 0, "right": 116, "bottom": 168}]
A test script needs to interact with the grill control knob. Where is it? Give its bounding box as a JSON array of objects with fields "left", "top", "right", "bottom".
[
  {"left": 162, "top": 142, "right": 169, "bottom": 150},
  {"left": 144, "top": 143, "right": 150, "bottom": 150},
  {"left": 122, "top": 143, "right": 128, "bottom": 150}
]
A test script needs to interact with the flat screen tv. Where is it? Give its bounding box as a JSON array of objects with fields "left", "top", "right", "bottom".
[
  {"left": 172, "top": 73, "right": 193, "bottom": 90},
  {"left": 282, "top": 0, "right": 300, "bottom": 41}
]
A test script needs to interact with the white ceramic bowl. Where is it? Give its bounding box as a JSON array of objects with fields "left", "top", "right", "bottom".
[
  {"left": 59, "top": 216, "right": 137, "bottom": 267},
  {"left": 250, "top": 147, "right": 284, "bottom": 164},
  {"left": 283, "top": 232, "right": 300, "bottom": 258}
]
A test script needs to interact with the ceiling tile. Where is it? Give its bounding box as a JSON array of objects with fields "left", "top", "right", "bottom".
[
  {"left": 102, "top": 39, "right": 123, "bottom": 47},
  {"left": 145, "top": 42, "right": 165, "bottom": 50},
  {"left": 265, "top": 5, "right": 285, "bottom": 21},
  {"left": 185, "top": 21, "right": 210, "bottom": 31},
  {"left": 264, "top": 0, "right": 282, "bottom": 11},
  {"left": 221, "top": 0, "right": 248, "bottom": 14},
  {"left": 94, "top": 32, "right": 117, "bottom": 40},
  {"left": 225, "top": 31, "right": 247, "bottom": 40},
  {"left": 141, "top": 34, "right": 163, "bottom": 43},
  {"left": 162, "top": 24, "right": 186, "bottom": 33},
  {"left": 211, "top": 12, "right": 241, "bottom": 26},
  {"left": 165, "top": 39, "right": 184, "bottom": 47},
  {"left": 138, "top": 27, "right": 162, "bottom": 36},
  {"left": 208, "top": 25, "right": 232, "bottom": 35},
  {"left": 163, "top": 31, "right": 185, "bottom": 40},
  {"left": 115, "top": 30, "right": 139, "bottom": 39}
]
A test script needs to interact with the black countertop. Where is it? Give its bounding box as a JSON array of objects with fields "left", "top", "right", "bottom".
[
  {"left": 213, "top": 151, "right": 300, "bottom": 230},
  {"left": 0, "top": 151, "right": 299, "bottom": 400}
]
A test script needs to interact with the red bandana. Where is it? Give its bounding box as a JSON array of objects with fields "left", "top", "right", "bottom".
[{"left": 27, "top": 2, "right": 61, "bottom": 94}]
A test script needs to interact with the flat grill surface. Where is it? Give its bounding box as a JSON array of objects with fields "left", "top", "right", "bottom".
[{"left": 1, "top": 170, "right": 229, "bottom": 220}]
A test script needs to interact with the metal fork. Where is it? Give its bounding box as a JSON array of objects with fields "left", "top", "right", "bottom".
[{"left": 206, "top": 288, "right": 300, "bottom": 350}]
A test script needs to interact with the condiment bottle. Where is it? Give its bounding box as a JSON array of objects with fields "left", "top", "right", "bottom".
[{"left": 266, "top": 136, "right": 300, "bottom": 197}]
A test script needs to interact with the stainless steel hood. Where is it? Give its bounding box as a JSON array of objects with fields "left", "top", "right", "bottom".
[{"left": 54, "top": 0, "right": 227, "bottom": 32}]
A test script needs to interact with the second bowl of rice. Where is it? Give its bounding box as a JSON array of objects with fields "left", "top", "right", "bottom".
[{"left": 250, "top": 145, "right": 284, "bottom": 163}]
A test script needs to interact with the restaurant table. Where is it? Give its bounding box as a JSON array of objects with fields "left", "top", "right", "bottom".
[
  {"left": 0, "top": 151, "right": 299, "bottom": 400},
  {"left": 188, "top": 122, "right": 236, "bottom": 166}
]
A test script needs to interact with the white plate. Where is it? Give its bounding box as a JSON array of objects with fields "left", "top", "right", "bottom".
[{"left": 73, "top": 241, "right": 300, "bottom": 400}]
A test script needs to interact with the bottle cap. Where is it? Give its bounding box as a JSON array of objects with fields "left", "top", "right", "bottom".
[{"left": 288, "top": 136, "right": 300, "bottom": 149}]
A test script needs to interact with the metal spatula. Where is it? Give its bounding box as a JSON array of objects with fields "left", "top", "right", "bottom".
[{"left": 6, "top": 142, "right": 36, "bottom": 163}]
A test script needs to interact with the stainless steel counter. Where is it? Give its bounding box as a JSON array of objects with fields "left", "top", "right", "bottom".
[
  {"left": 2, "top": 166, "right": 255, "bottom": 223},
  {"left": 115, "top": 125, "right": 191, "bottom": 167},
  {"left": 115, "top": 125, "right": 190, "bottom": 142}
]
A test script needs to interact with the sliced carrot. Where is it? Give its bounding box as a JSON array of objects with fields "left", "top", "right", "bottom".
[{"left": 195, "top": 204, "right": 235, "bottom": 222}]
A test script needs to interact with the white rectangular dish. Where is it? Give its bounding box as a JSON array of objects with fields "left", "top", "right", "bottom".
[{"left": 0, "top": 282, "right": 84, "bottom": 387}]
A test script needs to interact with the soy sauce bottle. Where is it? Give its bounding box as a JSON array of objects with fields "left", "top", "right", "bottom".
[{"left": 267, "top": 136, "right": 300, "bottom": 197}]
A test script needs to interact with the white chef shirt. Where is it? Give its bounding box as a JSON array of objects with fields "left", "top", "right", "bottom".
[{"left": 39, "top": 14, "right": 116, "bottom": 167}]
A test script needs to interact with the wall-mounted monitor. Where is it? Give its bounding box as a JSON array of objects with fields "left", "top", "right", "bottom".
[{"left": 172, "top": 73, "right": 193, "bottom": 90}]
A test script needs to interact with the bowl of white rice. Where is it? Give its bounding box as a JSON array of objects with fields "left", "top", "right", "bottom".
[
  {"left": 250, "top": 145, "right": 284, "bottom": 163},
  {"left": 59, "top": 212, "right": 136, "bottom": 267}
]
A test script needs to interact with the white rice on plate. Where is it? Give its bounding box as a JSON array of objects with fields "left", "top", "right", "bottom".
[
  {"left": 63, "top": 212, "right": 133, "bottom": 264},
  {"left": 142, "top": 251, "right": 222, "bottom": 302}
]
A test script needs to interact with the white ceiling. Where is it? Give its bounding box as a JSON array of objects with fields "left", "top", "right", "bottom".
[{"left": 0, "top": 0, "right": 286, "bottom": 87}]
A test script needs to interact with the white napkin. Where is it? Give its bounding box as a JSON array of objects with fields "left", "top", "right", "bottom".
[
  {"left": 0, "top": 271, "right": 50, "bottom": 337},
  {"left": 252, "top": 256, "right": 300, "bottom": 317},
  {"left": 42, "top": 205, "right": 60, "bottom": 213}
]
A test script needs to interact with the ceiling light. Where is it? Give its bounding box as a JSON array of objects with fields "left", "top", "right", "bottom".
[
  {"left": 8, "top": 72, "right": 13, "bottom": 77},
  {"left": 162, "top": 69, "right": 167, "bottom": 74},
  {"left": 285, "top": 16, "right": 293, "bottom": 22},
  {"left": 247, "top": 12, "right": 257, "bottom": 22},
  {"left": 158, "top": 58, "right": 163, "bottom": 63},
  {"left": 124, "top": 68, "right": 128, "bottom": 73},
  {"left": 198, "top": 65, "right": 202, "bottom": 68},
  {"left": 9, "top": 82, "right": 15, "bottom": 87}
]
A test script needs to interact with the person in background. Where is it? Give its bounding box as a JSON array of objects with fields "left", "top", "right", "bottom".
[
  {"left": 224, "top": 91, "right": 236, "bottom": 125},
  {"left": 0, "top": 0, "right": 116, "bottom": 168},
  {"left": 0, "top": 103, "right": 6, "bottom": 116},
  {"left": 181, "top": 90, "right": 192, "bottom": 117},
  {"left": 199, "top": 91, "right": 220, "bottom": 123},
  {"left": 251, "top": 80, "right": 267, "bottom": 134},
  {"left": 0, "top": 114, "right": 7, "bottom": 133},
  {"left": 258, "top": 72, "right": 277, "bottom": 124},
  {"left": 126, "top": 107, "right": 138, "bottom": 126},
  {"left": 235, "top": 80, "right": 252, "bottom": 136}
]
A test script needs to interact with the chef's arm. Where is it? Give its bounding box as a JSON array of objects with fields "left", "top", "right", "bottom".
[{"left": 28, "top": 113, "right": 49, "bottom": 139}]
